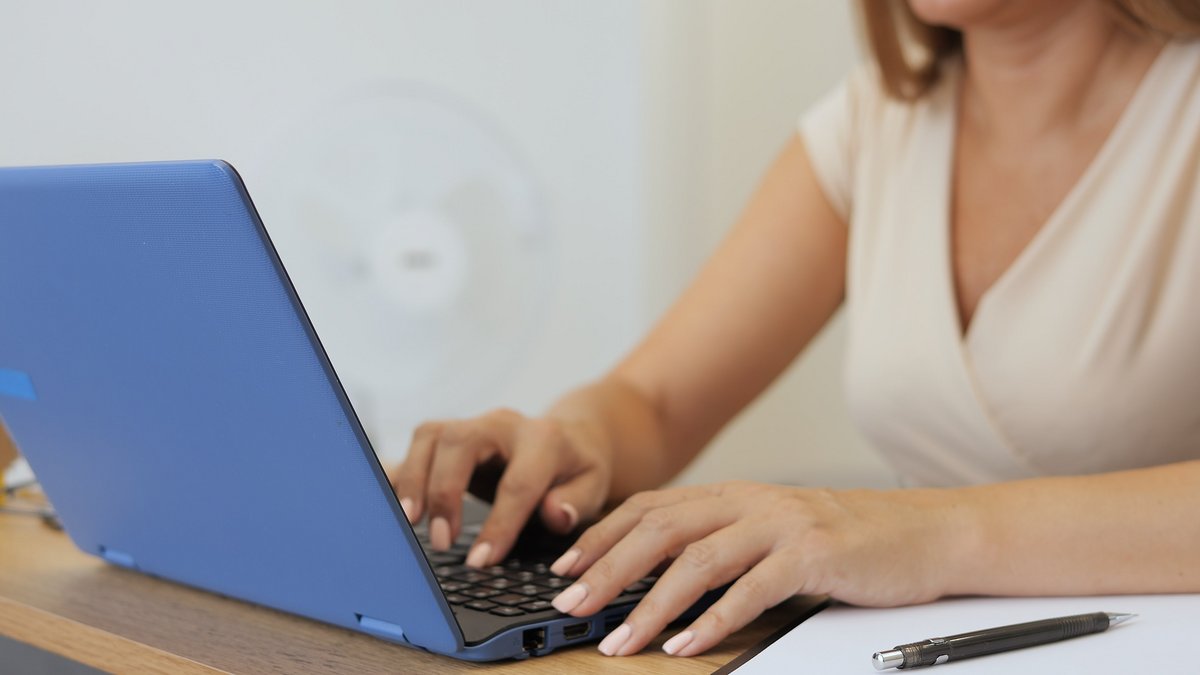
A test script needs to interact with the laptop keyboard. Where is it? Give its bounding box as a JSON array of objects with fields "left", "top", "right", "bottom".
[
  {"left": 437, "top": 561, "right": 577, "bottom": 616},
  {"left": 417, "top": 527, "right": 656, "bottom": 618}
]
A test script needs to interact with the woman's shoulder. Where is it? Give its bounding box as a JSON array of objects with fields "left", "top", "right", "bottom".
[
  {"left": 1128, "top": 38, "right": 1200, "bottom": 138},
  {"left": 1161, "top": 38, "right": 1200, "bottom": 99},
  {"left": 798, "top": 59, "right": 959, "bottom": 220},
  {"left": 821, "top": 62, "right": 915, "bottom": 123},
  {"left": 812, "top": 58, "right": 960, "bottom": 144},
  {"left": 1168, "top": 36, "right": 1200, "bottom": 58}
]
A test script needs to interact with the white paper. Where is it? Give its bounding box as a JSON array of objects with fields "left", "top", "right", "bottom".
[
  {"left": 735, "top": 594, "right": 1200, "bottom": 674},
  {"left": 2, "top": 456, "right": 34, "bottom": 487}
]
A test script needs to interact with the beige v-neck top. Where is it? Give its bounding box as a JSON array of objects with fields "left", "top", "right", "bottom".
[{"left": 800, "top": 39, "right": 1200, "bottom": 487}]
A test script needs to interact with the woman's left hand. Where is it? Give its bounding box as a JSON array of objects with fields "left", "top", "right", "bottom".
[{"left": 547, "top": 480, "right": 977, "bottom": 657}]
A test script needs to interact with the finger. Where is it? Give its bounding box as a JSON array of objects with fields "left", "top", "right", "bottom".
[
  {"left": 425, "top": 426, "right": 498, "bottom": 551},
  {"left": 595, "top": 519, "right": 770, "bottom": 656},
  {"left": 390, "top": 422, "right": 442, "bottom": 524},
  {"left": 466, "top": 422, "right": 561, "bottom": 567},
  {"left": 538, "top": 465, "right": 607, "bottom": 534},
  {"left": 665, "top": 551, "right": 802, "bottom": 657},
  {"left": 554, "top": 484, "right": 719, "bottom": 578},
  {"left": 552, "top": 496, "right": 738, "bottom": 619}
]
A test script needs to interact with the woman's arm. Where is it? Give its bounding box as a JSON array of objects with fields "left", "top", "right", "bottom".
[
  {"left": 953, "top": 459, "right": 1200, "bottom": 596},
  {"left": 391, "top": 134, "right": 848, "bottom": 564},
  {"left": 600, "top": 133, "right": 848, "bottom": 499},
  {"left": 548, "top": 461, "right": 1200, "bottom": 656}
]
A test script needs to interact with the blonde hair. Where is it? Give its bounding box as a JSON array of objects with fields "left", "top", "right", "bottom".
[{"left": 859, "top": 0, "right": 1200, "bottom": 100}]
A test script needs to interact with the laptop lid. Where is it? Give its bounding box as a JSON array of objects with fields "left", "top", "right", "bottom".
[{"left": 0, "top": 160, "right": 460, "bottom": 653}]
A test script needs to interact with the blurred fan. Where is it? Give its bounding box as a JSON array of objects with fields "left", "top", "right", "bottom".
[{"left": 254, "top": 86, "right": 553, "bottom": 459}]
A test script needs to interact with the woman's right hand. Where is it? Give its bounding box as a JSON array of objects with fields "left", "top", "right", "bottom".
[{"left": 388, "top": 408, "right": 614, "bottom": 569}]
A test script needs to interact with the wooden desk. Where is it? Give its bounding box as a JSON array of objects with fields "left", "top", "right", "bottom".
[{"left": 0, "top": 510, "right": 820, "bottom": 674}]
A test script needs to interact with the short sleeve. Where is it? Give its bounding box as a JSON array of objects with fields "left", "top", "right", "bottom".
[{"left": 798, "top": 68, "right": 872, "bottom": 223}]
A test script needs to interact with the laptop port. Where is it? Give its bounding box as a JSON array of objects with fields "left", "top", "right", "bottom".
[
  {"left": 604, "top": 612, "right": 628, "bottom": 635},
  {"left": 523, "top": 627, "right": 546, "bottom": 653},
  {"left": 563, "top": 622, "right": 590, "bottom": 641}
]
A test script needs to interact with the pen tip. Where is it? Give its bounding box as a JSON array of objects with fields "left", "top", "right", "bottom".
[{"left": 1106, "top": 612, "right": 1137, "bottom": 626}]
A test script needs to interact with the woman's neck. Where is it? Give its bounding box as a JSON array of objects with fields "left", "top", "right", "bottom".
[{"left": 959, "top": 2, "right": 1161, "bottom": 138}]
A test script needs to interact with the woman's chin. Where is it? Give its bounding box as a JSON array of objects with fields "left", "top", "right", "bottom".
[{"left": 906, "top": 0, "right": 1020, "bottom": 29}]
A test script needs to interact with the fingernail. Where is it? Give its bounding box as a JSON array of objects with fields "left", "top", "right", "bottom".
[
  {"left": 561, "top": 502, "right": 579, "bottom": 530},
  {"left": 551, "top": 582, "right": 589, "bottom": 613},
  {"left": 399, "top": 498, "right": 416, "bottom": 523},
  {"left": 662, "top": 630, "right": 694, "bottom": 656},
  {"left": 549, "top": 548, "right": 581, "bottom": 577},
  {"left": 597, "top": 623, "right": 631, "bottom": 656},
  {"left": 430, "top": 517, "right": 451, "bottom": 551},
  {"left": 465, "top": 541, "right": 492, "bottom": 568}
]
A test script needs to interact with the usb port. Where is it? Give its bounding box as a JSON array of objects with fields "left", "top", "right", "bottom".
[{"left": 563, "top": 622, "right": 590, "bottom": 641}]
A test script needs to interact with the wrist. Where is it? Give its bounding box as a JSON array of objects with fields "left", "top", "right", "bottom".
[
  {"left": 930, "top": 485, "right": 994, "bottom": 597},
  {"left": 552, "top": 377, "right": 671, "bottom": 500}
]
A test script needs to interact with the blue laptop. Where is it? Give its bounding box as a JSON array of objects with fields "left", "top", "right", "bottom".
[{"left": 0, "top": 160, "right": 699, "bottom": 660}]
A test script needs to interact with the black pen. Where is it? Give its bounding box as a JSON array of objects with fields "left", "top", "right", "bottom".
[{"left": 871, "top": 611, "right": 1135, "bottom": 669}]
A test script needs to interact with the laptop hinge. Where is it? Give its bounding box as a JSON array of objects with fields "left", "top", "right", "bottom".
[{"left": 356, "top": 614, "right": 408, "bottom": 643}]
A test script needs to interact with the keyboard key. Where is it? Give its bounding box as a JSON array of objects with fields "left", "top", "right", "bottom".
[
  {"left": 486, "top": 578, "right": 516, "bottom": 590},
  {"left": 513, "top": 571, "right": 537, "bottom": 582},
  {"left": 490, "top": 593, "right": 529, "bottom": 606},
  {"left": 444, "top": 593, "right": 470, "bottom": 605},
  {"left": 513, "top": 584, "right": 544, "bottom": 596},
  {"left": 429, "top": 552, "right": 464, "bottom": 565},
  {"left": 484, "top": 565, "right": 508, "bottom": 576},
  {"left": 440, "top": 581, "right": 470, "bottom": 593},
  {"left": 520, "top": 600, "right": 554, "bottom": 613},
  {"left": 464, "top": 588, "right": 501, "bottom": 599},
  {"left": 623, "top": 581, "right": 650, "bottom": 594},
  {"left": 539, "top": 577, "right": 571, "bottom": 589},
  {"left": 490, "top": 606, "right": 526, "bottom": 617},
  {"left": 452, "top": 571, "right": 494, "bottom": 584},
  {"left": 537, "top": 591, "right": 561, "bottom": 602},
  {"left": 434, "top": 565, "right": 467, "bottom": 577},
  {"left": 464, "top": 600, "right": 497, "bottom": 611}
]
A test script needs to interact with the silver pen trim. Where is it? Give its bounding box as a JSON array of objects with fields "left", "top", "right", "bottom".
[
  {"left": 1106, "top": 612, "right": 1137, "bottom": 627},
  {"left": 872, "top": 648, "right": 905, "bottom": 670}
]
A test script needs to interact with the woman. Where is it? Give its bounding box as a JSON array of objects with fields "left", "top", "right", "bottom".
[{"left": 391, "top": 0, "right": 1200, "bottom": 658}]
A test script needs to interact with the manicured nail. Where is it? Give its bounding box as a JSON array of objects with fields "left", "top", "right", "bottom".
[
  {"left": 662, "top": 630, "right": 694, "bottom": 656},
  {"left": 399, "top": 498, "right": 416, "bottom": 523},
  {"left": 551, "top": 582, "right": 589, "bottom": 613},
  {"left": 561, "top": 502, "right": 579, "bottom": 530},
  {"left": 430, "top": 517, "right": 451, "bottom": 551},
  {"left": 550, "top": 548, "right": 581, "bottom": 577},
  {"left": 598, "top": 623, "right": 631, "bottom": 656},
  {"left": 465, "top": 541, "right": 492, "bottom": 568}
]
